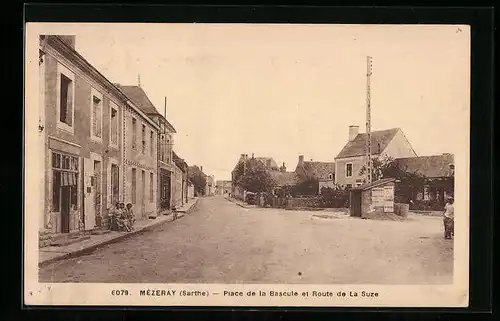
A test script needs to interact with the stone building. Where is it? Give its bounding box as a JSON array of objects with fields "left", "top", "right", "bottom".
[
  {"left": 350, "top": 178, "right": 396, "bottom": 217},
  {"left": 393, "top": 153, "right": 454, "bottom": 207},
  {"left": 115, "top": 85, "right": 176, "bottom": 214},
  {"left": 294, "top": 155, "right": 336, "bottom": 194},
  {"left": 215, "top": 180, "right": 232, "bottom": 195},
  {"left": 172, "top": 151, "right": 189, "bottom": 207},
  {"left": 334, "top": 126, "right": 417, "bottom": 188},
  {"left": 38, "top": 35, "right": 151, "bottom": 239}
]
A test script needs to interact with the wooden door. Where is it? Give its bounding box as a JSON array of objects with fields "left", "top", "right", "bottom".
[
  {"left": 350, "top": 191, "right": 362, "bottom": 217},
  {"left": 60, "top": 186, "right": 71, "bottom": 233}
]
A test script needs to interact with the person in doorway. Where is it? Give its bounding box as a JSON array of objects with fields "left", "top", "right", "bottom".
[{"left": 443, "top": 197, "right": 454, "bottom": 239}]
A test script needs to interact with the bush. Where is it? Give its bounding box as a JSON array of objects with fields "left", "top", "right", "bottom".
[
  {"left": 410, "top": 200, "right": 445, "bottom": 211},
  {"left": 319, "top": 186, "right": 350, "bottom": 208},
  {"left": 245, "top": 192, "right": 257, "bottom": 205}
]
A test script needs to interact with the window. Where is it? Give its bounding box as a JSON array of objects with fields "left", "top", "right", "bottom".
[
  {"left": 160, "top": 135, "right": 165, "bottom": 161},
  {"left": 131, "top": 168, "right": 136, "bottom": 204},
  {"left": 142, "top": 124, "right": 146, "bottom": 154},
  {"left": 346, "top": 163, "right": 353, "bottom": 177},
  {"left": 57, "top": 63, "right": 75, "bottom": 132},
  {"left": 91, "top": 89, "right": 103, "bottom": 140},
  {"left": 51, "top": 151, "right": 79, "bottom": 211},
  {"left": 131, "top": 118, "right": 137, "bottom": 149},
  {"left": 110, "top": 105, "right": 118, "bottom": 146},
  {"left": 166, "top": 139, "right": 170, "bottom": 162},
  {"left": 347, "top": 184, "right": 352, "bottom": 189},
  {"left": 150, "top": 172, "right": 154, "bottom": 202},
  {"left": 59, "top": 74, "right": 73, "bottom": 126},
  {"left": 328, "top": 173, "right": 333, "bottom": 180},
  {"left": 150, "top": 130, "right": 154, "bottom": 156}
]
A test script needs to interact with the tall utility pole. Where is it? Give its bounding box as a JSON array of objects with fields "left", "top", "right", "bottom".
[
  {"left": 164, "top": 97, "right": 167, "bottom": 119},
  {"left": 366, "top": 56, "right": 373, "bottom": 184}
]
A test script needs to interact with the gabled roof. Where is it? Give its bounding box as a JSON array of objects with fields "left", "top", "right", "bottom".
[
  {"left": 301, "top": 161, "right": 335, "bottom": 180},
  {"left": 255, "top": 157, "right": 279, "bottom": 169},
  {"left": 116, "top": 85, "right": 159, "bottom": 115},
  {"left": 116, "top": 85, "right": 176, "bottom": 133},
  {"left": 271, "top": 171, "right": 301, "bottom": 187},
  {"left": 188, "top": 165, "right": 206, "bottom": 177},
  {"left": 335, "top": 128, "right": 400, "bottom": 159},
  {"left": 172, "top": 151, "right": 188, "bottom": 170},
  {"left": 394, "top": 154, "right": 454, "bottom": 178},
  {"left": 351, "top": 178, "right": 396, "bottom": 191}
]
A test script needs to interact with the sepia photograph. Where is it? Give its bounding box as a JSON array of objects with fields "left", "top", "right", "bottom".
[{"left": 24, "top": 22, "right": 470, "bottom": 307}]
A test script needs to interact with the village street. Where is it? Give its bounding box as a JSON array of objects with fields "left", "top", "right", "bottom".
[{"left": 39, "top": 196, "right": 453, "bottom": 284}]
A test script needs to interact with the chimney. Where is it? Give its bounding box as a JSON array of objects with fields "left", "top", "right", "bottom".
[
  {"left": 299, "top": 155, "right": 304, "bottom": 165},
  {"left": 349, "top": 125, "right": 359, "bottom": 142},
  {"left": 200, "top": 166, "right": 203, "bottom": 173},
  {"left": 58, "top": 35, "right": 76, "bottom": 49},
  {"left": 266, "top": 159, "right": 271, "bottom": 167},
  {"left": 281, "top": 162, "right": 286, "bottom": 172}
]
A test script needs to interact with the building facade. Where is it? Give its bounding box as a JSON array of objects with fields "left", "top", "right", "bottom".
[
  {"left": 215, "top": 180, "right": 232, "bottom": 195},
  {"left": 39, "top": 35, "right": 129, "bottom": 236},
  {"left": 121, "top": 102, "right": 159, "bottom": 219},
  {"left": 334, "top": 126, "right": 417, "bottom": 187},
  {"left": 394, "top": 153, "right": 455, "bottom": 208},
  {"left": 116, "top": 85, "right": 176, "bottom": 213},
  {"left": 294, "top": 155, "right": 336, "bottom": 194},
  {"left": 172, "top": 151, "right": 189, "bottom": 205}
]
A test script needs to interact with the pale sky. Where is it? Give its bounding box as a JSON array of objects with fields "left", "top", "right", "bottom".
[{"left": 50, "top": 23, "right": 470, "bottom": 181}]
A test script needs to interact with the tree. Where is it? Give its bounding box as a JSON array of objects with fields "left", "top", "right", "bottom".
[
  {"left": 292, "top": 177, "right": 319, "bottom": 196},
  {"left": 188, "top": 170, "right": 207, "bottom": 196},
  {"left": 359, "top": 155, "right": 426, "bottom": 202},
  {"left": 234, "top": 158, "right": 276, "bottom": 193}
]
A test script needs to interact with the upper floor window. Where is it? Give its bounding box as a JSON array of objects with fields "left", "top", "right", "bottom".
[
  {"left": 131, "top": 118, "right": 137, "bottom": 149},
  {"left": 90, "top": 88, "right": 103, "bottom": 141},
  {"left": 142, "top": 124, "right": 146, "bottom": 154},
  {"left": 346, "top": 163, "right": 353, "bottom": 177},
  {"left": 328, "top": 173, "right": 333, "bottom": 180},
  {"left": 56, "top": 63, "right": 75, "bottom": 133},
  {"left": 150, "top": 130, "right": 154, "bottom": 156},
  {"left": 160, "top": 135, "right": 164, "bottom": 161},
  {"left": 110, "top": 103, "right": 118, "bottom": 147}
]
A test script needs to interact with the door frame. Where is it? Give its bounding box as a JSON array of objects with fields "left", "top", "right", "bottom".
[
  {"left": 107, "top": 157, "right": 120, "bottom": 208},
  {"left": 84, "top": 152, "right": 103, "bottom": 230}
]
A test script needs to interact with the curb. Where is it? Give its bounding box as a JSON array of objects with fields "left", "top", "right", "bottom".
[
  {"left": 39, "top": 215, "right": 173, "bottom": 268},
  {"left": 225, "top": 197, "right": 255, "bottom": 209}
]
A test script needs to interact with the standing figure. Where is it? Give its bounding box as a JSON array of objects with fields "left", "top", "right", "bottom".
[
  {"left": 108, "top": 202, "right": 120, "bottom": 231},
  {"left": 443, "top": 197, "right": 454, "bottom": 239},
  {"left": 126, "top": 203, "right": 136, "bottom": 231}
]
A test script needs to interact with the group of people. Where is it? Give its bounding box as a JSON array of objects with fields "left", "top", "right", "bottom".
[{"left": 108, "top": 203, "right": 136, "bottom": 232}]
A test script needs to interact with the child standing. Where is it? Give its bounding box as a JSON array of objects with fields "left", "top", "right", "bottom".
[{"left": 443, "top": 197, "right": 454, "bottom": 239}]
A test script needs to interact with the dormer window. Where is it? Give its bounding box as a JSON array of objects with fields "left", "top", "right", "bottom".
[{"left": 328, "top": 173, "right": 333, "bottom": 180}]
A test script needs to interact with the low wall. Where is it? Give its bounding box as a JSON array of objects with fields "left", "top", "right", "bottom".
[{"left": 285, "top": 197, "right": 323, "bottom": 209}]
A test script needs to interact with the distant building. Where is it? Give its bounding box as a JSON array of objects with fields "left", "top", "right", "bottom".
[
  {"left": 294, "top": 155, "right": 335, "bottom": 194},
  {"left": 216, "top": 180, "right": 232, "bottom": 195},
  {"left": 334, "top": 126, "right": 417, "bottom": 188},
  {"left": 172, "top": 151, "right": 189, "bottom": 206},
  {"left": 394, "top": 153, "right": 454, "bottom": 206}
]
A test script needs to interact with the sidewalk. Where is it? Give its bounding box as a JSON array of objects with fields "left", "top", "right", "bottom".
[
  {"left": 39, "top": 198, "right": 199, "bottom": 267},
  {"left": 225, "top": 196, "right": 257, "bottom": 208}
]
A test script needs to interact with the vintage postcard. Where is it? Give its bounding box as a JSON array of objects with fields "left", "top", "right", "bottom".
[{"left": 24, "top": 23, "right": 470, "bottom": 307}]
